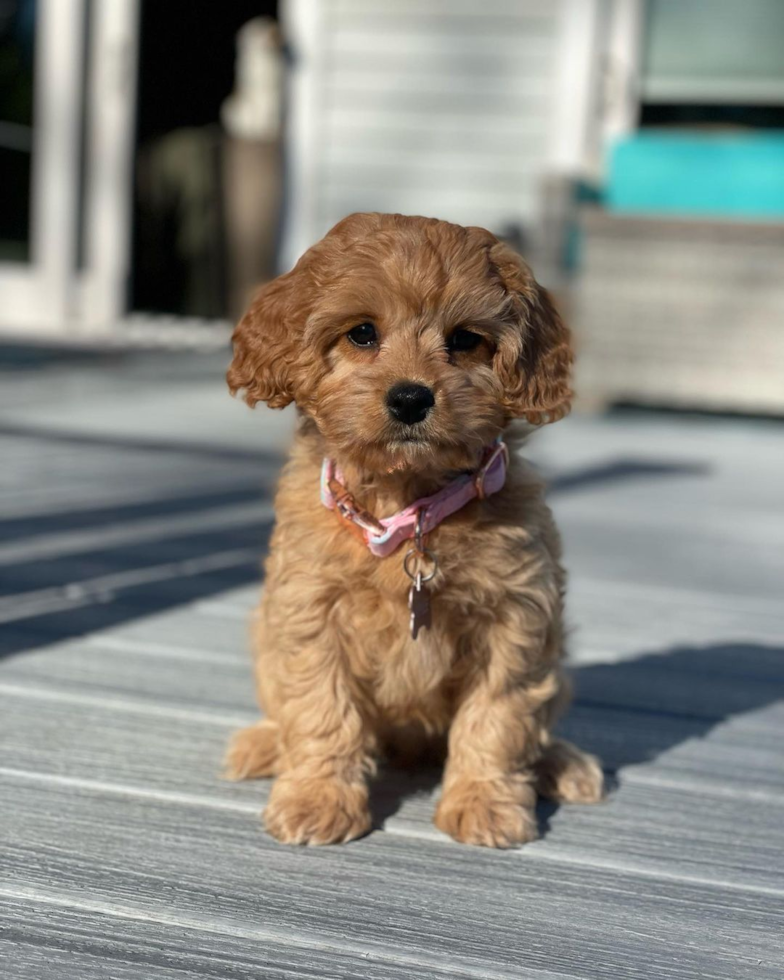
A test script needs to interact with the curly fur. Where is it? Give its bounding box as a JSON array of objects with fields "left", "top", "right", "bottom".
[{"left": 225, "top": 213, "right": 603, "bottom": 847}]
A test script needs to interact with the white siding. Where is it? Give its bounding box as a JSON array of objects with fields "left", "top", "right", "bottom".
[{"left": 281, "top": 0, "right": 601, "bottom": 267}]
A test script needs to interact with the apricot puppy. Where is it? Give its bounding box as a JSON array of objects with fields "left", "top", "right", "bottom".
[{"left": 225, "top": 213, "right": 603, "bottom": 847}]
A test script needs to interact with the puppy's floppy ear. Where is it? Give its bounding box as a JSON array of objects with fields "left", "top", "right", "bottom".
[
  {"left": 227, "top": 268, "right": 308, "bottom": 409},
  {"left": 489, "top": 241, "right": 573, "bottom": 424}
]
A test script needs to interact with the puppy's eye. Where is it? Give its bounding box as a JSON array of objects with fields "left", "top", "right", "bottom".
[
  {"left": 347, "top": 322, "right": 378, "bottom": 347},
  {"left": 447, "top": 328, "right": 482, "bottom": 353}
]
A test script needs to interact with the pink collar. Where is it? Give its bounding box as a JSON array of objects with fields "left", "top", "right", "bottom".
[{"left": 320, "top": 440, "right": 509, "bottom": 557}]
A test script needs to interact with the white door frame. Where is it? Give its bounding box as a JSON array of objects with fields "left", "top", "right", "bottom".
[
  {"left": 601, "top": 0, "right": 646, "bottom": 149},
  {"left": 278, "top": 0, "right": 323, "bottom": 273},
  {"left": 0, "top": 0, "right": 139, "bottom": 341},
  {"left": 548, "top": 0, "right": 646, "bottom": 181},
  {"left": 0, "top": 0, "right": 85, "bottom": 336},
  {"left": 548, "top": 0, "right": 606, "bottom": 180},
  {"left": 77, "top": 0, "right": 140, "bottom": 333}
]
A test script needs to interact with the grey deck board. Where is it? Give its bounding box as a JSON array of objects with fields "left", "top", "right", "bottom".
[
  {"left": 3, "top": 681, "right": 784, "bottom": 805},
  {"left": 2, "top": 349, "right": 783, "bottom": 977},
  {"left": 2, "top": 707, "right": 782, "bottom": 893},
  {"left": 80, "top": 605, "right": 256, "bottom": 656},
  {"left": 3, "top": 637, "right": 783, "bottom": 801},
  {"left": 2, "top": 639, "right": 784, "bottom": 893},
  {"left": 5, "top": 629, "right": 783, "bottom": 725},
  {"left": 2, "top": 777, "right": 782, "bottom": 980},
  {"left": 1, "top": 899, "right": 462, "bottom": 980}
]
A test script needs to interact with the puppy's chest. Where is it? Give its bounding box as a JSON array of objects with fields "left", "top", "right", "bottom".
[
  {"left": 336, "top": 554, "right": 482, "bottom": 708},
  {"left": 347, "top": 593, "right": 460, "bottom": 720}
]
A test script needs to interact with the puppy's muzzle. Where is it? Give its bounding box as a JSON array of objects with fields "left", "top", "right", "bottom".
[{"left": 386, "top": 382, "right": 435, "bottom": 426}]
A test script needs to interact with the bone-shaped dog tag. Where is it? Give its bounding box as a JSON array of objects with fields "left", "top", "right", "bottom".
[{"left": 408, "top": 572, "right": 431, "bottom": 640}]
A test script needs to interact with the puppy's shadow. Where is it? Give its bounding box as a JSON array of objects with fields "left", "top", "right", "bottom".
[
  {"left": 369, "top": 765, "right": 444, "bottom": 833},
  {"left": 368, "top": 642, "right": 784, "bottom": 839}
]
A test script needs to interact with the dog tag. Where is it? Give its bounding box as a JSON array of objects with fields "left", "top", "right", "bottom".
[{"left": 408, "top": 572, "right": 431, "bottom": 640}]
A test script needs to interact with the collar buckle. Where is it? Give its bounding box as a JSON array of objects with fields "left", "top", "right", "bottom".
[{"left": 329, "top": 479, "right": 386, "bottom": 534}]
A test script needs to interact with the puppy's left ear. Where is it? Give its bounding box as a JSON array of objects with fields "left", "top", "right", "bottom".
[
  {"left": 227, "top": 266, "right": 309, "bottom": 409},
  {"left": 490, "top": 241, "right": 573, "bottom": 424}
]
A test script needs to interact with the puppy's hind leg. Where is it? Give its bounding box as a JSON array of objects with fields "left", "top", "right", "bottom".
[
  {"left": 534, "top": 737, "right": 605, "bottom": 804},
  {"left": 224, "top": 719, "right": 280, "bottom": 781}
]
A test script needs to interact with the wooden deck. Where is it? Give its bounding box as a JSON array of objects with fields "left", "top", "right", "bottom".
[{"left": 1, "top": 349, "right": 783, "bottom": 979}]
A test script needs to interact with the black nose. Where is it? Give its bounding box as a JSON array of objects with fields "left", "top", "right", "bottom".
[{"left": 386, "top": 382, "right": 435, "bottom": 426}]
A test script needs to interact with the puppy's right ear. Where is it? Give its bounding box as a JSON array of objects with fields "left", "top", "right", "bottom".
[{"left": 227, "top": 268, "right": 306, "bottom": 409}]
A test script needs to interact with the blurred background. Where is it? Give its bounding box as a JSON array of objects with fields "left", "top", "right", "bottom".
[{"left": 1, "top": 0, "right": 783, "bottom": 412}]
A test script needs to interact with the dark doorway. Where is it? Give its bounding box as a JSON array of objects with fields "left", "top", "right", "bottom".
[{"left": 131, "top": 0, "right": 278, "bottom": 318}]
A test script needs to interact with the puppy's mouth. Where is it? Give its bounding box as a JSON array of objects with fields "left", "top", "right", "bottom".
[
  {"left": 385, "top": 431, "right": 433, "bottom": 451},
  {"left": 370, "top": 432, "right": 431, "bottom": 468}
]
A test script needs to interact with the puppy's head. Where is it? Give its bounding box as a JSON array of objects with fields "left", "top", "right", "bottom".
[{"left": 228, "top": 213, "right": 572, "bottom": 473}]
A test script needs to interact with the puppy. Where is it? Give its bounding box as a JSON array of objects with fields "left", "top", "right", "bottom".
[{"left": 225, "top": 212, "right": 603, "bottom": 847}]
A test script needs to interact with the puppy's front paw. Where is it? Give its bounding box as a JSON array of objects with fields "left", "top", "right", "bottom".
[
  {"left": 434, "top": 777, "right": 538, "bottom": 849},
  {"left": 264, "top": 775, "right": 371, "bottom": 845}
]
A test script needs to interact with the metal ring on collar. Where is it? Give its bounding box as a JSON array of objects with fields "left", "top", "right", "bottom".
[{"left": 403, "top": 547, "right": 438, "bottom": 583}]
